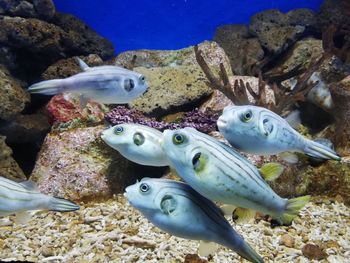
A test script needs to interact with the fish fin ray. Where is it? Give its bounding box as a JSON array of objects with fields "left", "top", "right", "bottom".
[
  {"left": 75, "top": 57, "right": 90, "bottom": 71},
  {"left": 48, "top": 197, "right": 79, "bottom": 212},
  {"left": 279, "top": 152, "right": 299, "bottom": 164},
  {"left": 19, "top": 180, "right": 37, "bottom": 190},
  {"left": 304, "top": 139, "right": 341, "bottom": 161},
  {"left": 259, "top": 162, "right": 284, "bottom": 181},
  {"left": 280, "top": 195, "right": 310, "bottom": 225},
  {"left": 233, "top": 207, "right": 256, "bottom": 224},
  {"left": 14, "top": 211, "right": 32, "bottom": 224},
  {"left": 198, "top": 241, "right": 218, "bottom": 257}
]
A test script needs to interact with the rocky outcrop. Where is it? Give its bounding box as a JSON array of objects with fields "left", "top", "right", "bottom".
[
  {"left": 214, "top": 24, "right": 264, "bottom": 75},
  {"left": 30, "top": 125, "right": 167, "bottom": 201},
  {"left": 0, "top": 65, "right": 30, "bottom": 120},
  {"left": 0, "top": 135, "right": 26, "bottom": 181},
  {"left": 0, "top": 0, "right": 56, "bottom": 20}
]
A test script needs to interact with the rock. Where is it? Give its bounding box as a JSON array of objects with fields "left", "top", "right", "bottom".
[
  {"left": 199, "top": 75, "right": 275, "bottom": 113},
  {"left": 0, "top": 135, "right": 26, "bottom": 181},
  {"left": 279, "top": 234, "right": 295, "bottom": 248},
  {"left": 114, "top": 41, "right": 231, "bottom": 72},
  {"left": 0, "top": 0, "right": 55, "bottom": 20},
  {"left": 0, "top": 112, "right": 50, "bottom": 144},
  {"left": 249, "top": 9, "right": 317, "bottom": 55},
  {"left": 46, "top": 94, "right": 108, "bottom": 125},
  {"left": 42, "top": 54, "right": 103, "bottom": 80},
  {"left": 0, "top": 65, "right": 30, "bottom": 120},
  {"left": 317, "top": 0, "right": 350, "bottom": 29},
  {"left": 129, "top": 65, "right": 212, "bottom": 117},
  {"left": 214, "top": 24, "right": 264, "bottom": 75},
  {"left": 265, "top": 38, "right": 323, "bottom": 79},
  {"left": 52, "top": 12, "right": 114, "bottom": 60},
  {"left": 184, "top": 254, "right": 208, "bottom": 263},
  {"left": 32, "top": 0, "right": 55, "bottom": 20},
  {"left": 0, "top": 47, "right": 17, "bottom": 70},
  {"left": 30, "top": 125, "right": 167, "bottom": 201},
  {"left": 329, "top": 76, "right": 350, "bottom": 154},
  {"left": 302, "top": 244, "right": 328, "bottom": 260}
]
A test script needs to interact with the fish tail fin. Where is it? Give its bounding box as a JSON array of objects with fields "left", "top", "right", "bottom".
[
  {"left": 281, "top": 195, "right": 310, "bottom": 225},
  {"left": 304, "top": 139, "right": 341, "bottom": 161},
  {"left": 27, "top": 79, "right": 64, "bottom": 95},
  {"left": 47, "top": 196, "right": 80, "bottom": 212}
]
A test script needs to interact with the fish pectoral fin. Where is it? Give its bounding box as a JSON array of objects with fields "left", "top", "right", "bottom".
[
  {"left": 279, "top": 152, "right": 299, "bottom": 164},
  {"left": 19, "top": 180, "right": 37, "bottom": 190},
  {"left": 198, "top": 241, "right": 218, "bottom": 257},
  {"left": 14, "top": 211, "right": 32, "bottom": 225},
  {"left": 79, "top": 95, "right": 89, "bottom": 108},
  {"left": 232, "top": 208, "right": 256, "bottom": 224},
  {"left": 259, "top": 162, "right": 284, "bottom": 181},
  {"left": 160, "top": 195, "right": 177, "bottom": 215},
  {"left": 75, "top": 57, "right": 90, "bottom": 71},
  {"left": 220, "top": 204, "right": 237, "bottom": 217}
]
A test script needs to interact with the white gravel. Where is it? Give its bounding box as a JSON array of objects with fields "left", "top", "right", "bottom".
[{"left": 0, "top": 195, "right": 349, "bottom": 263}]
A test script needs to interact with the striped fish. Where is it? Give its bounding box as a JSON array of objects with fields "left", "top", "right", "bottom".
[
  {"left": 218, "top": 105, "right": 340, "bottom": 162},
  {"left": 27, "top": 58, "right": 148, "bottom": 105},
  {"left": 101, "top": 123, "right": 169, "bottom": 166},
  {"left": 0, "top": 176, "right": 79, "bottom": 224},
  {"left": 162, "top": 127, "right": 309, "bottom": 225},
  {"left": 125, "top": 178, "right": 263, "bottom": 263}
]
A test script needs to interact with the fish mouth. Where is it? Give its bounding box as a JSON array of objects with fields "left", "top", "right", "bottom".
[{"left": 217, "top": 117, "right": 228, "bottom": 128}]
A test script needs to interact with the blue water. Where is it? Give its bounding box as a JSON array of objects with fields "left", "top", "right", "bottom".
[{"left": 54, "top": 0, "right": 323, "bottom": 53}]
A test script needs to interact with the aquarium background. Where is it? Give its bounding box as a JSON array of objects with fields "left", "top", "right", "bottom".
[{"left": 53, "top": 0, "right": 324, "bottom": 52}]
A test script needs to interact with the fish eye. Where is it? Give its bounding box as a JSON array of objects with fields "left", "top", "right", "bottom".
[
  {"left": 139, "top": 75, "right": 145, "bottom": 82},
  {"left": 192, "top": 152, "right": 201, "bottom": 170},
  {"left": 114, "top": 126, "right": 124, "bottom": 135},
  {"left": 240, "top": 110, "right": 253, "bottom": 122},
  {"left": 124, "top": 79, "right": 135, "bottom": 92},
  {"left": 172, "top": 133, "right": 185, "bottom": 145},
  {"left": 139, "top": 183, "right": 150, "bottom": 193},
  {"left": 133, "top": 132, "right": 145, "bottom": 146}
]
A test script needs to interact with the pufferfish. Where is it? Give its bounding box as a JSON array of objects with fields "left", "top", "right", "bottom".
[
  {"left": 28, "top": 58, "right": 148, "bottom": 105},
  {"left": 162, "top": 127, "right": 309, "bottom": 225},
  {"left": 217, "top": 105, "right": 341, "bottom": 163},
  {"left": 125, "top": 178, "right": 263, "bottom": 263},
  {"left": 101, "top": 123, "right": 169, "bottom": 166}
]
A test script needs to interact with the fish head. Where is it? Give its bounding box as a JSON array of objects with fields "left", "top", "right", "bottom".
[
  {"left": 162, "top": 128, "right": 211, "bottom": 180},
  {"left": 125, "top": 178, "right": 168, "bottom": 214},
  {"left": 101, "top": 124, "right": 132, "bottom": 150},
  {"left": 118, "top": 72, "right": 148, "bottom": 102}
]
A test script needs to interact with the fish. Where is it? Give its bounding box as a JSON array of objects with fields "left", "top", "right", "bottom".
[
  {"left": 27, "top": 58, "right": 148, "bottom": 105},
  {"left": 162, "top": 127, "right": 310, "bottom": 225},
  {"left": 0, "top": 176, "right": 79, "bottom": 224},
  {"left": 101, "top": 123, "right": 169, "bottom": 166},
  {"left": 217, "top": 105, "right": 341, "bottom": 162},
  {"left": 125, "top": 178, "right": 263, "bottom": 263}
]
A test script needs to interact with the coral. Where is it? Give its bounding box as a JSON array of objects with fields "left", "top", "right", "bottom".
[{"left": 105, "top": 106, "right": 219, "bottom": 134}]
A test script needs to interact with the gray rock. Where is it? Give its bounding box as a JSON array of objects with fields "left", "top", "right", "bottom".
[
  {"left": 249, "top": 9, "right": 317, "bottom": 55},
  {"left": 0, "top": 65, "right": 30, "bottom": 120},
  {"left": 0, "top": 0, "right": 55, "bottom": 20},
  {"left": 0, "top": 135, "right": 26, "bottom": 181},
  {"left": 318, "top": 0, "right": 350, "bottom": 29},
  {"left": 33, "top": 0, "right": 55, "bottom": 20},
  {"left": 214, "top": 24, "right": 264, "bottom": 75}
]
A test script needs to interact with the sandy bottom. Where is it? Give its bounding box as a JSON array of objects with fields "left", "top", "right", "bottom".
[{"left": 0, "top": 195, "right": 349, "bottom": 263}]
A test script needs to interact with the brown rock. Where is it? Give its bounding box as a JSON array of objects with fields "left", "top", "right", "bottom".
[
  {"left": 0, "top": 135, "right": 26, "bottom": 181},
  {"left": 279, "top": 234, "right": 295, "bottom": 248},
  {"left": 302, "top": 244, "right": 328, "bottom": 260},
  {"left": 184, "top": 254, "right": 208, "bottom": 263},
  {"left": 0, "top": 65, "right": 30, "bottom": 120}
]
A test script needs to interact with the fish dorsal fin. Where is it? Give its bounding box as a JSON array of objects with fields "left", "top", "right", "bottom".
[
  {"left": 75, "top": 57, "right": 90, "bottom": 71},
  {"left": 160, "top": 195, "right": 177, "bottom": 215},
  {"left": 19, "top": 180, "right": 37, "bottom": 190},
  {"left": 14, "top": 211, "right": 32, "bottom": 225},
  {"left": 259, "top": 162, "right": 284, "bottom": 181},
  {"left": 198, "top": 241, "right": 218, "bottom": 257}
]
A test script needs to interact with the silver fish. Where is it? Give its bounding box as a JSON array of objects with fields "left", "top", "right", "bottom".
[
  {"left": 27, "top": 58, "right": 148, "bottom": 104},
  {"left": 0, "top": 176, "right": 79, "bottom": 224},
  {"left": 101, "top": 123, "right": 169, "bottom": 166},
  {"left": 125, "top": 178, "right": 263, "bottom": 263},
  {"left": 162, "top": 127, "right": 309, "bottom": 225},
  {"left": 218, "top": 105, "right": 340, "bottom": 161}
]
